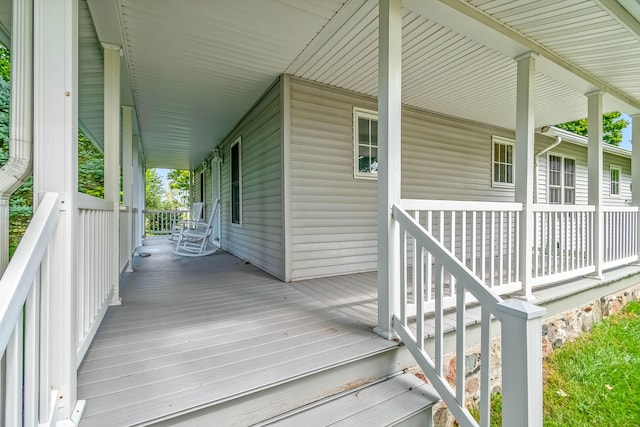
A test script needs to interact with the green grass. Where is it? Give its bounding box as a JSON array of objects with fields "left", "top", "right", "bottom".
[
  {"left": 544, "top": 301, "right": 640, "bottom": 426},
  {"left": 463, "top": 301, "right": 640, "bottom": 426}
]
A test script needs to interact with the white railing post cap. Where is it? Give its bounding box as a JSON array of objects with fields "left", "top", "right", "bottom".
[{"left": 497, "top": 299, "right": 546, "bottom": 320}]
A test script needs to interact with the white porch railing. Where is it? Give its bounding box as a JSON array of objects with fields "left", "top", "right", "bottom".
[
  {"left": 392, "top": 204, "right": 545, "bottom": 426},
  {"left": 119, "top": 205, "right": 134, "bottom": 272},
  {"left": 603, "top": 206, "right": 639, "bottom": 269},
  {"left": 531, "top": 205, "right": 596, "bottom": 286},
  {"left": 0, "top": 192, "right": 61, "bottom": 427},
  {"left": 77, "top": 193, "right": 117, "bottom": 364},
  {"left": 400, "top": 199, "right": 522, "bottom": 314},
  {"left": 145, "top": 209, "right": 189, "bottom": 236}
]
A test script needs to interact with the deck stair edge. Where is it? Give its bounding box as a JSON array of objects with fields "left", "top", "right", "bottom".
[
  {"left": 258, "top": 371, "right": 440, "bottom": 427},
  {"left": 135, "top": 341, "right": 417, "bottom": 427}
]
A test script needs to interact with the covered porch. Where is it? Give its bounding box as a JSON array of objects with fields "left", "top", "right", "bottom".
[
  {"left": 76, "top": 237, "right": 640, "bottom": 425},
  {"left": 77, "top": 239, "right": 401, "bottom": 426},
  {"left": 3, "top": 0, "right": 640, "bottom": 426}
]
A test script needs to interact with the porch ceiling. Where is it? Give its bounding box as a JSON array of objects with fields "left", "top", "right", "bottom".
[{"left": 45, "top": 1, "right": 640, "bottom": 168}]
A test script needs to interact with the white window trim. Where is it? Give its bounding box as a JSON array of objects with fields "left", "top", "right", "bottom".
[
  {"left": 610, "top": 165, "right": 621, "bottom": 197},
  {"left": 491, "top": 136, "right": 515, "bottom": 188},
  {"left": 230, "top": 136, "right": 242, "bottom": 227},
  {"left": 353, "top": 107, "right": 379, "bottom": 180},
  {"left": 547, "top": 153, "right": 577, "bottom": 205}
]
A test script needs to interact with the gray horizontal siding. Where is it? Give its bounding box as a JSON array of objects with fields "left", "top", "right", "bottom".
[
  {"left": 604, "top": 152, "right": 632, "bottom": 206},
  {"left": 289, "top": 77, "right": 556, "bottom": 280},
  {"left": 218, "top": 79, "right": 284, "bottom": 279},
  {"left": 290, "top": 79, "right": 377, "bottom": 280},
  {"left": 536, "top": 143, "right": 631, "bottom": 206}
]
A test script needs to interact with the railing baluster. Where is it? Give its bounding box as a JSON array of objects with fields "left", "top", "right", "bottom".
[
  {"left": 490, "top": 212, "right": 495, "bottom": 288},
  {"left": 462, "top": 211, "right": 467, "bottom": 269},
  {"left": 451, "top": 211, "right": 456, "bottom": 296},
  {"left": 416, "top": 244, "right": 424, "bottom": 351},
  {"left": 499, "top": 211, "right": 504, "bottom": 287},
  {"left": 472, "top": 211, "right": 477, "bottom": 276},
  {"left": 400, "top": 225, "right": 407, "bottom": 324},
  {"left": 435, "top": 261, "right": 444, "bottom": 376},
  {"left": 507, "top": 211, "right": 512, "bottom": 284},
  {"left": 456, "top": 282, "right": 466, "bottom": 408},
  {"left": 480, "top": 308, "right": 491, "bottom": 427},
  {"left": 481, "top": 211, "right": 486, "bottom": 286},
  {"left": 515, "top": 213, "right": 520, "bottom": 281},
  {"left": 427, "top": 211, "right": 433, "bottom": 305}
]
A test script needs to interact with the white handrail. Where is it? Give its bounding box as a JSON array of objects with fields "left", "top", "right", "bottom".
[
  {"left": 77, "top": 192, "right": 113, "bottom": 211},
  {"left": 401, "top": 199, "right": 522, "bottom": 212},
  {"left": 392, "top": 204, "right": 545, "bottom": 427},
  {"left": 0, "top": 192, "right": 60, "bottom": 352}
]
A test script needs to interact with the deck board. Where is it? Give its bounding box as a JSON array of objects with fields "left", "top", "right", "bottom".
[{"left": 77, "top": 239, "right": 396, "bottom": 426}]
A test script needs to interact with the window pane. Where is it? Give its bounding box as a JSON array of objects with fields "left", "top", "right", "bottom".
[
  {"left": 564, "top": 189, "right": 575, "bottom": 205},
  {"left": 371, "top": 119, "right": 378, "bottom": 147},
  {"left": 358, "top": 117, "right": 369, "bottom": 144},
  {"left": 370, "top": 147, "right": 378, "bottom": 173},
  {"left": 550, "top": 188, "right": 561, "bottom": 204},
  {"left": 231, "top": 143, "right": 241, "bottom": 224},
  {"left": 564, "top": 159, "right": 575, "bottom": 187},
  {"left": 494, "top": 164, "right": 500, "bottom": 183},
  {"left": 506, "top": 145, "right": 513, "bottom": 163},
  {"left": 506, "top": 164, "right": 512, "bottom": 183}
]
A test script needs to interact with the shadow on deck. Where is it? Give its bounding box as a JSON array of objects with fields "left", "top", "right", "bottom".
[{"left": 77, "top": 239, "right": 397, "bottom": 426}]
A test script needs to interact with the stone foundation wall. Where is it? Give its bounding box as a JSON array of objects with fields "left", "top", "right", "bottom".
[{"left": 428, "top": 283, "right": 640, "bottom": 427}]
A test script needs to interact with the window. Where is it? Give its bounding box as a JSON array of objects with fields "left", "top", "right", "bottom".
[
  {"left": 230, "top": 138, "right": 242, "bottom": 225},
  {"left": 548, "top": 154, "right": 575, "bottom": 204},
  {"left": 199, "top": 171, "right": 205, "bottom": 220},
  {"left": 610, "top": 166, "right": 621, "bottom": 196},
  {"left": 353, "top": 108, "right": 378, "bottom": 179},
  {"left": 492, "top": 136, "right": 514, "bottom": 187}
]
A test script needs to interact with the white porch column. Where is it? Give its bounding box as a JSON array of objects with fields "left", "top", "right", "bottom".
[
  {"left": 122, "top": 106, "right": 134, "bottom": 271},
  {"left": 375, "top": 0, "right": 402, "bottom": 339},
  {"left": 103, "top": 43, "right": 122, "bottom": 304},
  {"left": 33, "top": 0, "right": 79, "bottom": 420},
  {"left": 632, "top": 115, "right": 640, "bottom": 255},
  {"left": 588, "top": 91, "right": 604, "bottom": 278},
  {"left": 514, "top": 52, "right": 537, "bottom": 300},
  {"left": 132, "top": 136, "right": 143, "bottom": 249}
]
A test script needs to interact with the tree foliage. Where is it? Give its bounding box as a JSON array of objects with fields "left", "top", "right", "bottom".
[
  {"left": 145, "top": 168, "right": 165, "bottom": 210},
  {"left": 556, "top": 112, "right": 629, "bottom": 146},
  {"left": 167, "top": 169, "right": 190, "bottom": 208},
  {"left": 0, "top": 44, "right": 31, "bottom": 253},
  {"left": 78, "top": 131, "right": 104, "bottom": 198}
]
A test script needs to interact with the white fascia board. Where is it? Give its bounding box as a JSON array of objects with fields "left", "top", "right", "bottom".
[
  {"left": 543, "top": 126, "right": 631, "bottom": 159},
  {"left": 86, "top": 0, "right": 141, "bottom": 142}
]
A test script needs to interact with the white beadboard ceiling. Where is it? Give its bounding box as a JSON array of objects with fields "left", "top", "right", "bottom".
[{"left": 4, "top": 0, "right": 640, "bottom": 169}]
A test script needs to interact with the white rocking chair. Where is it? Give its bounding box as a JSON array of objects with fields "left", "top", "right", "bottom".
[
  {"left": 169, "top": 202, "right": 203, "bottom": 241},
  {"left": 173, "top": 199, "right": 220, "bottom": 257}
]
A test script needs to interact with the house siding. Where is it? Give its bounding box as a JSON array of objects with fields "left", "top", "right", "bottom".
[
  {"left": 288, "top": 77, "right": 555, "bottom": 281},
  {"left": 604, "top": 152, "right": 632, "bottom": 205},
  {"left": 535, "top": 144, "right": 631, "bottom": 206},
  {"left": 217, "top": 78, "right": 284, "bottom": 280}
]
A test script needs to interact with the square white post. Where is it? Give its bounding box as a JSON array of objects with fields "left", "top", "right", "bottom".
[
  {"left": 375, "top": 0, "right": 403, "bottom": 339},
  {"left": 587, "top": 91, "right": 604, "bottom": 278},
  {"left": 103, "top": 43, "right": 122, "bottom": 304},
  {"left": 33, "top": 0, "right": 79, "bottom": 419},
  {"left": 497, "top": 300, "right": 546, "bottom": 426},
  {"left": 122, "top": 106, "right": 134, "bottom": 272},
  {"left": 132, "top": 136, "right": 143, "bottom": 249},
  {"left": 514, "top": 52, "right": 537, "bottom": 300}
]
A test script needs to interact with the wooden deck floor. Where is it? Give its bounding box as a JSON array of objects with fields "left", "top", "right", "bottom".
[{"left": 77, "top": 239, "right": 397, "bottom": 426}]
